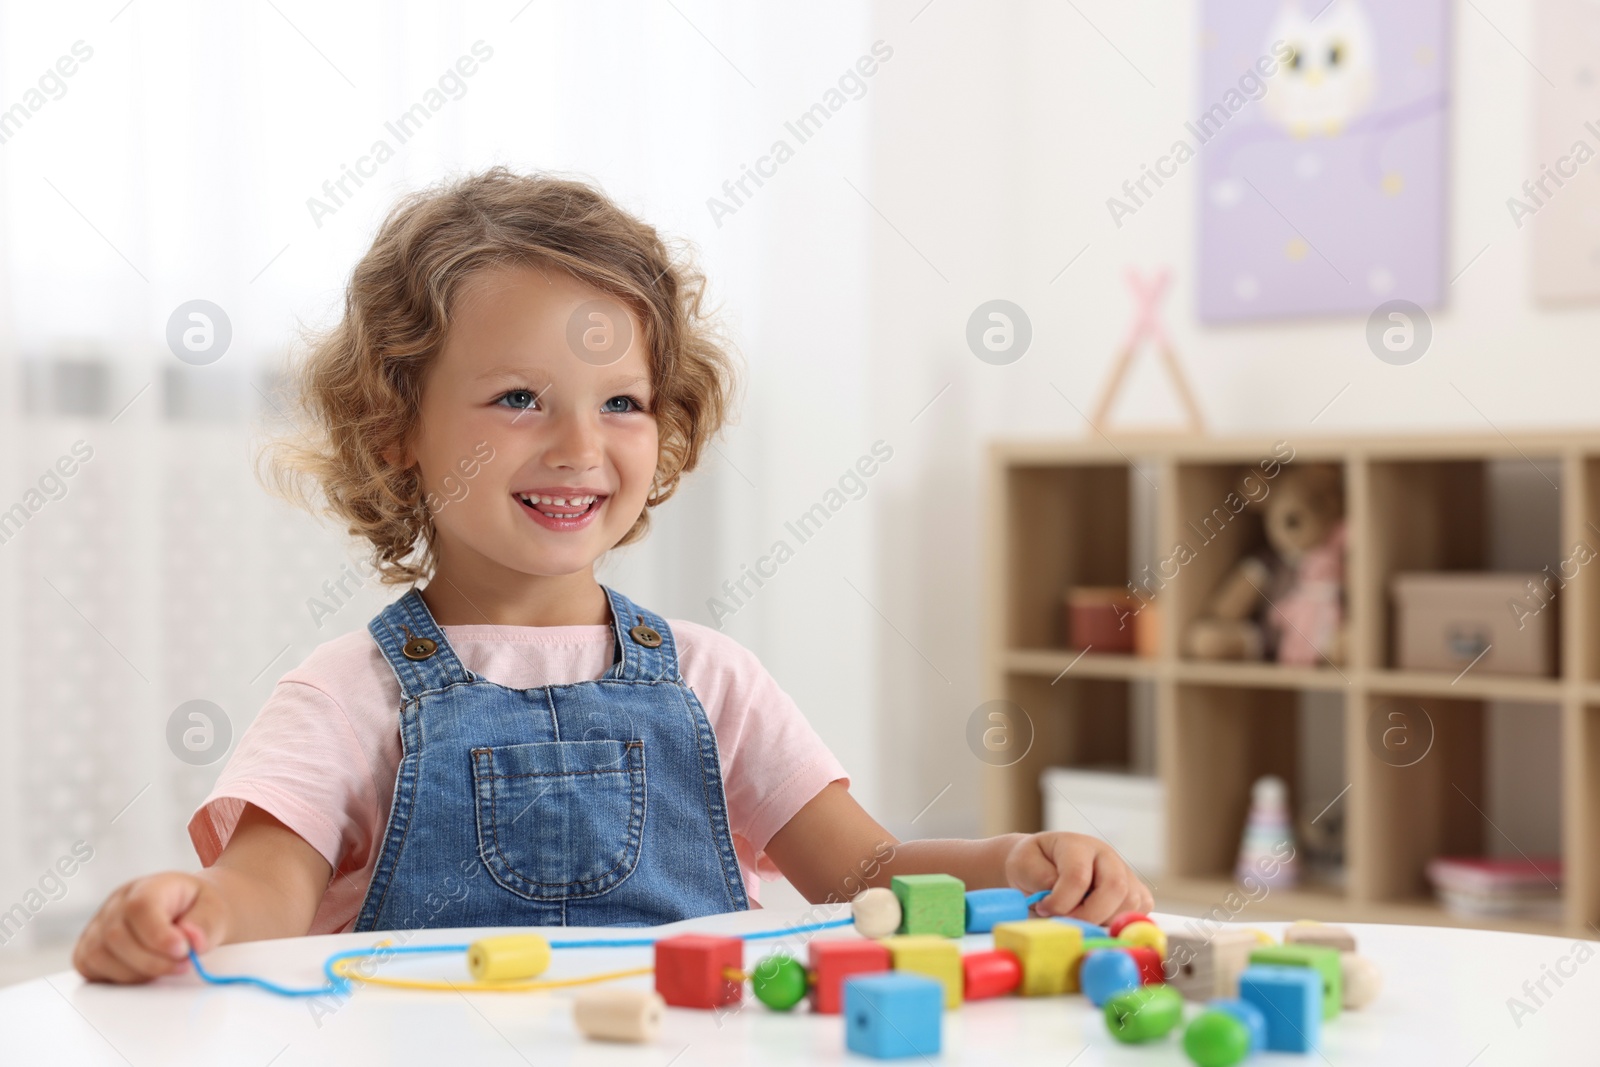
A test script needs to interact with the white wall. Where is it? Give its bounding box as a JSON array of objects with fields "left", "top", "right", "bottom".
[{"left": 862, "top": 0, "right": 1591, "bottom": 837}]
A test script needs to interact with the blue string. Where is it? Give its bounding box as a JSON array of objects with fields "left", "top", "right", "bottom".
[
  {"left": 1024, "top": 890, "right": 1048, "bottom": 907},
  {"left": 190, "top": 915, "right": 858, "bottom": 998}
]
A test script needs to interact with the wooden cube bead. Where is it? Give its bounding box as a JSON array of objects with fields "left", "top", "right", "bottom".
[
  {"left": 653, "top": 934, "right": 743, "bottom": 1009},
  {"left": 573, "top": 987, "right": 665, "bottom": 1043},
  {"left": 844, "top": 973, "right": 943, "bottom": 1059},
  {"left": 891, "top": 874, "right": 966, "bottom": 937},
  {"left": 1285, "top": 921, "right": 1357, "bottom": 953},
  {"left": 1239, "top": 964, "right": 1322, "bottom": 1053},
  {"left": 1249, "top": 943, "right": 1343, "bottom": 1020},
  {"left": 808, "top": 939, "right": 891, "bottom": 1015},
  {"left": 1164, "top": 929, "right": 1258, "bottom": 1001},
  {"left": 992, "top": 919, "right": 1083, "bottom": 996},
  {"left": 881, "top": 935, "right": 963, "bottom": 1009}
]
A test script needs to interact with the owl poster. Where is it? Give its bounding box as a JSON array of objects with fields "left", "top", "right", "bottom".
[{"left": 1196, "top": 0, "right": 1451, "bottom": 322}]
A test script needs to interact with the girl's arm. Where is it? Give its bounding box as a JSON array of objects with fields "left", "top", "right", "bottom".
[
  {"left": 762, "top": 781, "right": 1153, "bottom": 924},
  {"left": 73, "top": 803, "right": 332, "bottom": 983}
]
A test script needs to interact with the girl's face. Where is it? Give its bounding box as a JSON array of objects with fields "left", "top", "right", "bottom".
[{"left": 396, "top": 263, "right": 658, "bottom": 584}]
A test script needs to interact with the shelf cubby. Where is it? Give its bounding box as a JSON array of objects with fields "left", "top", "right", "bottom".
[{"left": 985, "top": 432, "right": 1597, "bottom": 937}]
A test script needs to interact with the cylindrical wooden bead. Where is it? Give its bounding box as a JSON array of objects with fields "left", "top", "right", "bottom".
[
  {"left": 961, "top": 949, "right": 1022, "bottom": 1000},
  {"left": 852, "top": 887, "right": 903, "bottom": 940},
  {"left": 573, "top": 987, "right": 666, "bottom": 1043},
  {"left": 467, "top": 935, "right": 551, "bottom": 982}
]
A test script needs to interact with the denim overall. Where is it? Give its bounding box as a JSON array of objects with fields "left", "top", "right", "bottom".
[{"left": 352, "top": 585, "right": 750, "bottom": 932}]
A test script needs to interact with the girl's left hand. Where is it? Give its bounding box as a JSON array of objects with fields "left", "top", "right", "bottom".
[{"left": 1004, "top": 832, "right": 1154, "bottom": 924}]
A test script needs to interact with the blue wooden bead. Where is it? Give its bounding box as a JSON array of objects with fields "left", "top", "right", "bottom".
[
  {"left": 1208, "top": 997, "right": 1267, "bottom": 1054},
  {"left": 844, "top": 973, "right": 943, "bottom": 1059},
  {"left": 963, "top": 888, "right": 1029, "bottom": 933},
  {"left": 1239, "top": 965, "right": 1322, "bottom": 1053},
  {"left": 1051, "top": 916, "right": 1111, "bottom": 939},
  {"left": 1080, "top": 949, "right": 1141, "bottom": 1007}
]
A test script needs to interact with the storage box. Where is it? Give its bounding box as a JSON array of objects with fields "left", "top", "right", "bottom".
[
  {"left": 1040, "top": 767, "right": 1165, "bottom": 877},
  {"left": 1065, "top": 587, "right": 1138, "bottom": 654},
  {"left": 1391, "top": 572, "right": 1554, "bottom": 677}
]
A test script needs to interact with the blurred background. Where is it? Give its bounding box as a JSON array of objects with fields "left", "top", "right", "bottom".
[{"left": 1, "top": 0, "right": 1594, "bottom": 982}]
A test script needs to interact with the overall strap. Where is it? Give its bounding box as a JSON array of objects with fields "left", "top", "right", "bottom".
[
  {"left": 368, "top": 587, "right": 476, "bottom": 701},
  {"left": 601, "top": 584, "right": 681, "bottom": 683}
]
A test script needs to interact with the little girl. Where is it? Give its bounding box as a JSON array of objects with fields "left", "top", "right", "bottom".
[{"left": 73, "top": 167, "right": 1151, "bottom": 983}]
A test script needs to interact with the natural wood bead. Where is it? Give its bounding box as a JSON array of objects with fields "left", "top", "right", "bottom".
[
  {"left": 1340, "top": 953, "right": 1382, "bottom": 1009},
  {"left": 573, "top": 987, "right": 666, "bottom": 1043},
  {"left": 852, "top": 886, "right": 903, "bottom": 940}
]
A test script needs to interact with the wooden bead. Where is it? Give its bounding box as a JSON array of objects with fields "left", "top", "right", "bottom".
[
  {"left": 891, "top": 874, "right": 966, "bottom": 937},
  {"left": 573, "top": 987, "right": 665, "bottom": 1044},
  {"left": 963, "top": 887, "right": 1028, "bottom": 933},
  {"left": 1104, "top": 984, "right": 1183, "bottom": 1043},
  {"left": 750, "top": 953, "right": 808, "bottom": 1011},
  {"left": 1118, "top": 920, "right": 1168, "bottom": 958},
  {"left": 1286, "top": 921, "right": 1357, "bottom": 953},
  {"left": 1124, "top": 945, "right": 1164, "bottom": 985},
  {"left": 1081, "top": 950, "right": 1141, "bottom": 1006},
  {"left": 809, "top": 939, "right": 891, "bottom": 1014},
  {"left": 1182, "top": 1009, "right": 1250, "bottom": 1067},
  {"left": 654, "top": 934, "right": 743, "bottom": 1009},
  {"left": 960, "top": 949, "right": 1022, "bottom": 1000},
  {"left": 993, "top": 919, "right": 1084, "bottom": 996},
  {"left": 852, "top": 887, "right": 903, "bottom": 940},
  {"left": 1249, "top": 943, "right": 1342, "bottom": 1020},
  {"left": 881, "top": 935, "right": 963, "bottom": 1009},
  {"left": 466, "top": 935, "right": 551, "bottom": 982},
  {"left": 1107, "top": 911, "right": 1151, "bottom": 937},
  {"left": 1341, "top": 953, "right": 1382, "bottom": 1009}
]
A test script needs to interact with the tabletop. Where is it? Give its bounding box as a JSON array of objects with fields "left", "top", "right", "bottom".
[{"left": 3, "top": 905, "right": 1598, "bottom": 1066}]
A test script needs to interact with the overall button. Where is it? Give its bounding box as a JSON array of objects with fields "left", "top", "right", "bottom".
[
  {"left": 402, "top": 634, "right": 438, "bottom": 660},
  {"left": 629, "top": 623, "right": 662, "bottom": 648}
]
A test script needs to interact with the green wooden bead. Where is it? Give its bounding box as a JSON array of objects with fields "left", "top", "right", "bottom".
[
  {"left": 1082, "top": 937, "right": 1134, "bottom": 951},
  {"left": 1104, "top": 984, "right": 1183, "bottom": 1043},
  {"left": 1182, "top": 1010, "right": 1251, "bottom": 1067},
  {"left": 751, "top": 954, "right": 808, "bottom": 1011}
]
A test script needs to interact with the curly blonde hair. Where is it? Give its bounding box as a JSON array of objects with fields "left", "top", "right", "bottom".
[{"left": 256, "top": 166, "right": 740, "bottom": 587}]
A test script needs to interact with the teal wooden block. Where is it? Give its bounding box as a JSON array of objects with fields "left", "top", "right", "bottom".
[
  {"left": 1239, "top": 964, "right": 1322, "bottom": 1053},
  {"left": 964, "top": 887, "right": 1028, "bottom": 933},
  {"left": 844, "top": 973, "right": 943, "bottom": 1059}
]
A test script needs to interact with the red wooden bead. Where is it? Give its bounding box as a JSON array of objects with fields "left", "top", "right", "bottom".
[
  {"left": 1107, "top": 911, "right": 1152, "bottom": 938},
  {"left": 961, "top": 949, "right": 1023, "bottom": 1000},
  {"left": 1126, "top": 946, "right": 1164, "bottom": 985},
  {"left": 654, "top": 934, "right": 744, "bottom": 1009},
  {"left": 808, "top": 939, "right": 892, "bottom": 1014}
]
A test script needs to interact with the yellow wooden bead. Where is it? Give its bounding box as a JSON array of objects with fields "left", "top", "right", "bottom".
[
  {"left": 880, "top": 935, "right": 963, "bottom": 1008},
  {"left": 992, "top": 919, "right": 1084, "bottom": 996},
  {"left": 1118, "top": 920, "right": 1168, "bottom": 958},
  {"left": 1243, "top": 928, "right": 1276, "bottom": 946},
  {"left": 467, "top": 934, "right": 552, "bottom": 982}
]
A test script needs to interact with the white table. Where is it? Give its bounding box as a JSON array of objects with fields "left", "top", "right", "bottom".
[{"left": 3, "top": 907, "right": 1597, "bottom": 1065}]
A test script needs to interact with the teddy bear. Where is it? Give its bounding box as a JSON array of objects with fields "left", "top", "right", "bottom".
[{"left": 1185, "top": 462, "right": 1347, "bottom": 666}]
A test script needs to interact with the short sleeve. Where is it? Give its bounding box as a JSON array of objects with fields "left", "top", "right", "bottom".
[
  {"left": 187, "top": 680, "right": 377, "bottom": 877},
  {"left": 673, "top": 621, "right": 850, "bottom": 877}
]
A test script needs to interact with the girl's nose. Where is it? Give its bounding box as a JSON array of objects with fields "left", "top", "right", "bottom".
[{"left": 545, "top": 409, "right": 603, "bottom": 471}]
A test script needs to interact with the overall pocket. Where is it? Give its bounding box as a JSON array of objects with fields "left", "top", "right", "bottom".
[{"left": 470, "top": 738, "right": 646, "bottom": 900}]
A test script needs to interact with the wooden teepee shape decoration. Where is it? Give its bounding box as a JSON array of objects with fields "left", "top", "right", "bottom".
[{"left": 1090, "top": 267, "right": 1206, "bottom": 434}]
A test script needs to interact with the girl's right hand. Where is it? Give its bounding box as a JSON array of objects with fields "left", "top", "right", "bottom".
[{"left": 72, "top": 872, "right": 231, "bottom": 984}]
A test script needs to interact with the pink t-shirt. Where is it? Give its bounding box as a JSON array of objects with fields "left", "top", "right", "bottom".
[{"left": 188, "top": 617, "right": 848, "bottom": 934}]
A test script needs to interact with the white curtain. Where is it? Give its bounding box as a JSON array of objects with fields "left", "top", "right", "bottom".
[{"left": 0, "top": 0, "right": 879, "bottom": 952}]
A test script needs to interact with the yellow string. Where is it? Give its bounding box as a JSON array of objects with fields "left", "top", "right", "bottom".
[{"left": 331, "top": 943, "right": 653, "bottom": 993}]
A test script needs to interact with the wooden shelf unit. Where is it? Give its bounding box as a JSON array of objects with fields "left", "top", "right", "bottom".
[{"left": 984, "top": 432, "right": 1600, "bottom": 938}]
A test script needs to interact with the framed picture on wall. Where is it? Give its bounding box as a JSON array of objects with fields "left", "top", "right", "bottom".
[{"left": 1195, "top": 0, "right": 1452, "bottom": 323}]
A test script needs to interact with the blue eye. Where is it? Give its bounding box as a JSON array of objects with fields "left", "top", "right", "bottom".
[
  {"left": 603, "top": 395, "right": 646, "bottom": 414},
  {"left": 495, "top": 389, "right": 538, "bottom": 411}
]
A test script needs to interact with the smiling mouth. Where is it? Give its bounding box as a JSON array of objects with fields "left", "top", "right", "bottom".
[{"left": 515, "top": 492, "right": 602, "bottom": 518}]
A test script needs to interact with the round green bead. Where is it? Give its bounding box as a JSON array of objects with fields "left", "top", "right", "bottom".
[
  {"left": 1182, "top": 1010, "right": 1251, "bottom": 1067},
  {"left": 750, "top": 953, "right": 808, "bottom": 1011},
  {"left": 1104, "top": 984, "right": 1183, "bottom": 1043}
]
